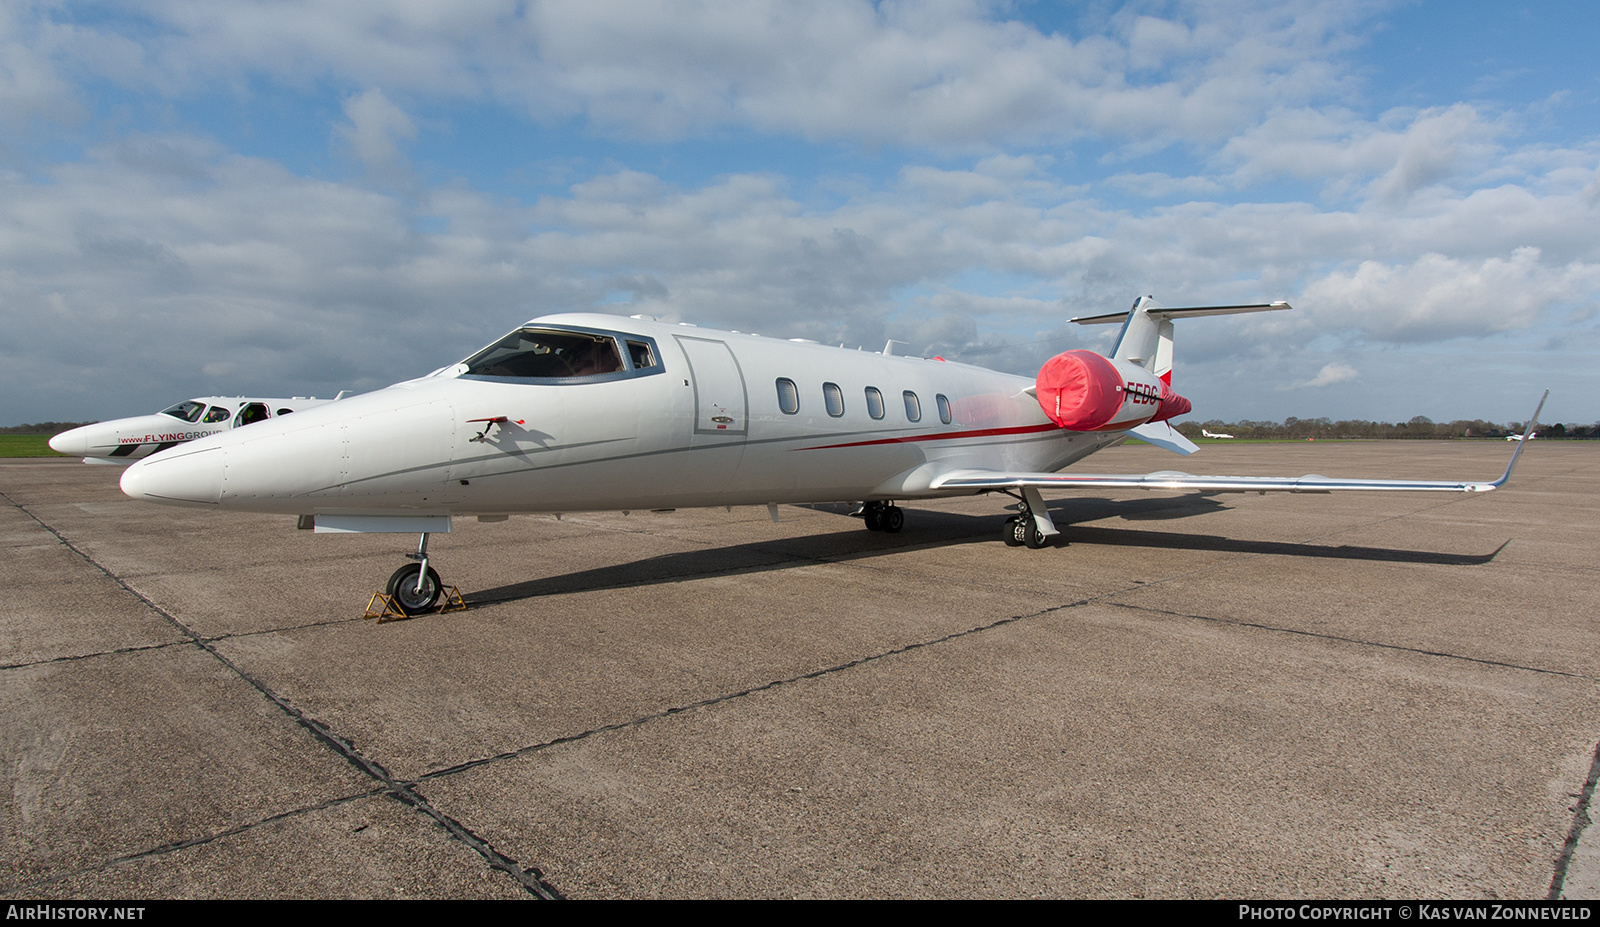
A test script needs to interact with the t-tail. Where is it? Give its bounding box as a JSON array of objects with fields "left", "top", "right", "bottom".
[
  {"left": 1029, "top": 297, "right": 1290, "bottom": 454},
  {"left": 1072, "top": 296, "right": 1291, "bottom": 380}
]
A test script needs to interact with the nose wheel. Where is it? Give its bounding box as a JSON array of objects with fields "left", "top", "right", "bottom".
[
  {"left": 386, "top": 562, "right": 443, "bottom": 615},
  {"left": 380, "top": 531, "right": 446, "bottom": 616}
]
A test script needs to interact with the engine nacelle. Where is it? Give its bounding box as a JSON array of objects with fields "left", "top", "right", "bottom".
[{"left": 1035, "top": 350, "right": 1190, "bottom": 431}]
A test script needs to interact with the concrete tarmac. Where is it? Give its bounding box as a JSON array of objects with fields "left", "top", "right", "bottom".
[{"left": 3, "top": 441, "right": 1597, "bottom": 899}]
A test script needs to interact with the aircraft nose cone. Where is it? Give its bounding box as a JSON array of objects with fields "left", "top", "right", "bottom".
[
  {"left": 48, "top": 428, "right": 88, "bottom": 456},
  {"left": 121, "top": 446, "right": 224, "bottom": 506}
]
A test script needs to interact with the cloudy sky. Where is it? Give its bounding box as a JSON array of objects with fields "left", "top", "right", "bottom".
[{"left": 3, "top": 0, "right": 1597, "bottom": 427}]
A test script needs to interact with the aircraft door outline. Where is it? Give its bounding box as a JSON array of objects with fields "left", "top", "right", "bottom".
[{"left": 673, "top": 336, "right": 749, "bottom": 438}]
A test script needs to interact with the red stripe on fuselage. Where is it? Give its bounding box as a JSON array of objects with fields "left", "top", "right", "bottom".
[{"left": 797, "top": 422, "right": 1064, "bottom": 451}]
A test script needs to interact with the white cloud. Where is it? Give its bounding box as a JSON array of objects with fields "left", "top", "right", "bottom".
[
  {"left": 28, "top": 0, "right": 1370, "bottom": 149},
  {"left": 1217, "top": 104, "right": 1504, "bottom": 203},
  {"left": 1301, "top": 248, "right": 1600, "bottom": 342},
  {"left": 5, "top": 1, "right": 1599, "bottom": 428},
  {"left": 332, "top": 88, "right": 416, "bottom": 172},
  {"left": 1279, "top": 361, "right": 1358, "bottom": 390},
  {"left": 0, "top": 5, "right": 83, "bottom": 135},
  {"left": 1104, "top": 171, "right": 1223, "bottom": 198}
]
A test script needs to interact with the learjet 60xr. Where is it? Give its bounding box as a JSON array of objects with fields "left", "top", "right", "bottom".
[{"left": 119, "top": 297, "right": 1543, "bottom": 614}]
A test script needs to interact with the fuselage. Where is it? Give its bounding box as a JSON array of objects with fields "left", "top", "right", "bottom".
[
  {"left": 120, "top": 314, "right": 1122, "bottom": 517},
  {"left": 50, "top": 395, "right": 336, "bottom": 462}
]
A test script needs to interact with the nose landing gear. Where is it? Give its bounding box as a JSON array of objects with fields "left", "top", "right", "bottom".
[
  {"left": 367, "top": 532, "right": 464, "bottom": 619},
  {"left": 387, "top": 562, "right": 442, "bottom": 614}
]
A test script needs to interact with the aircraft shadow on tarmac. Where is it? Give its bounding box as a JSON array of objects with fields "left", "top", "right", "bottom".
[{"left": 467, "top": 496, "right": 1508, "bottom": 606}]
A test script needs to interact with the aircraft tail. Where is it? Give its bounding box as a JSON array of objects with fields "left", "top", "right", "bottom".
[{"left": 1072, "top": 297, "right": 1291, "bottom": 381}]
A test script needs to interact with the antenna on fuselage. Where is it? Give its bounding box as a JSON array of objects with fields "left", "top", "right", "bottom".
[{"left": 882, "top": 339, "right": 908, "bottom": 356}]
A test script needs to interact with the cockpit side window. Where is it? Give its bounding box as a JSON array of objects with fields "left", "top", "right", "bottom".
[
  {"left": 461, "top": 327, "right": 662, "bottom": 384},
  {"left": 203, "top": 406, "right": 232, "bottom": 424},
  {"left": 161, "top": 401, "right": 206, "bottom": 423},
  {"left": 627, "top": 341, "right": 657, "bottom": 369},
  {"left": 233, "top": 402, "right": 270, "bottom": 428}
]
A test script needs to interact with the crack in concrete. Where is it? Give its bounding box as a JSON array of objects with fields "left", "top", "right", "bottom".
[
  {"left": 414, "top": 596, "right": 1085, "bottom": 785},
  {"left": 1550, "top": 741, "right": 1600, "bottom": 900},
  {"left": 13, "top": 787, "right": 388, "bottom": 893},
  {"left": 7, "top": 466, "right": 1591, "bottom": 898},
  {"left": 1104, "top": 599, "right": 1590, "bottom": 679},
  {"left": 2, "top": 491, "right": 563, "bottom": 900}
]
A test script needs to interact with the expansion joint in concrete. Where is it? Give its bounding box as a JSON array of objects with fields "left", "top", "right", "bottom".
[{"left": 2, "top": 492, "right": 564, "bottom": 900}]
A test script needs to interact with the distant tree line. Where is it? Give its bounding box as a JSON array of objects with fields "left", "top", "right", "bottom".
[
  {"left": 1174, "top": 417, "right": 1599, "bottom": 440},
  {"left": 1, "top": 422, "right": 95, "bottom": 435}
]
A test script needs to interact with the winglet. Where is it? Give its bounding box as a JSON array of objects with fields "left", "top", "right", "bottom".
[{"left": 1489, "top": 390, "right": 1549, "bottom": 489}]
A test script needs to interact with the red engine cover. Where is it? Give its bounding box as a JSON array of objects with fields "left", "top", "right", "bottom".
[
  {"left": 1035, "top": 350, "right": 1124, "bottom": 430},
  {"left": 1151, "top": 381, "right": 1192, "bottom": 423}
]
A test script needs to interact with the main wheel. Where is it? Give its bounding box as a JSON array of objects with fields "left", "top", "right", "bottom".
[
  {"left": 1023, "top": 518, "right": 1052, "bottom": 549},
  {"left": 880, "top": 506, "right": 904, "bottom": 533},
  {"left": 1003, "top": 515, "right": 1025, "bottom": 546},
  {"left": 864, "top": 506, "right": 885, "bottom": 531},
  {"left": 386, "top": 563, "right": 443, "bottom": 615}
]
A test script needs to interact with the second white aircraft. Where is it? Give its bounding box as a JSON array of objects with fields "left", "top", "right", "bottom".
[
  {"left": 119, "top": 296, "right": 1543, "bottom": 614},
  {"left": 50, "top": 395, "right": 342, "bottom": 462}
]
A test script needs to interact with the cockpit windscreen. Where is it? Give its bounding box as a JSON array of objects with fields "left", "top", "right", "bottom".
[
  {"left": 161, "top": 401, "right": 206, "bottom": 423},
  {"left": 463, "top": 329, "right": 627, "bottom": 379}
]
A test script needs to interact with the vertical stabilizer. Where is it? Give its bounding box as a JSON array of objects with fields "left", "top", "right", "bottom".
[
  {"left": 1111, "top": 296, "right": 1162, "bottom": 371},
  {"left": 1153, "top": 318, "right": 1175, "bottom": 385}
]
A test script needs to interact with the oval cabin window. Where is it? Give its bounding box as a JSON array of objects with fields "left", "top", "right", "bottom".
[
  {"left": 776, "top": 378, "right": 799, "bottom": 414},
  {"left": 823, "top": 382, "right": 845, "bottom": 417},
  {"left": 864, "top": 387, "right": 885, "bottom": 420}
]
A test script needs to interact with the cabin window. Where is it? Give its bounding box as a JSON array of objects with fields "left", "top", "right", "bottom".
[
  {"left": 776, "top": 378, "right": 799, "bottom": 414},
  {"left": 161, "top": 401, "right": 205, "bottom": 423},
  {"left": 233, "top": 402, "right": 270, "bottom": 428},
  {"left": 823, "top": 382, "right": 845, "bottom": 417},
  {"left": 936, "top": 394, "right": 952, "bottom": 424},
  {"left": 903, "top": 390, "right": 921, "bottom": 422},
  {"left": 864, "top": 387, "right": 885, "bottom": 420},
  {"left": 202, "top": 406, "right": 232, "bottom": 424}
]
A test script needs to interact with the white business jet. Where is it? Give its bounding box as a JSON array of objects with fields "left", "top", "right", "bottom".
[
  {"left": 1202, "top": 429, "right": 1235, "bottom": 439},
  {"left": 119, "top": 297, "right": 1544, "bottom": 615},
  {"left": 49, "top": 395, "right": 344, "bottom": 462}
]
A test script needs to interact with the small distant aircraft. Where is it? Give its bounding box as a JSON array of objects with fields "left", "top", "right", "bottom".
[
  {"left": 1202, "top": 429, "right": 1235, "bottom": 439},
  {"left": 50, "top": 395, "right": 344, "bottom": 462},
  {"left": 1507, "top": 432, "right": 1536, "bottom": 442},
  {"left": 119, "top": 296, "right": 1544, "bottom": 615}
]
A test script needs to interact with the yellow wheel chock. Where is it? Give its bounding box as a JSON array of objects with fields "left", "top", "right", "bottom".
[{"left": 362, "top": 586, "right": 467, "bottom": 623}]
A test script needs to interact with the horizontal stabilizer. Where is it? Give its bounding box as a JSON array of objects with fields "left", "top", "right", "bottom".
[
  {"left": 1128, "top": 422, "right": 1199, "bottom": 456},
  {"left": 1071, "top": 302, "right": 1290, "bottom": 325}
]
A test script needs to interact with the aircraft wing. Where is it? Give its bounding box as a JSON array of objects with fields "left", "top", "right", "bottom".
[
  {"left": 930, "top": 469, "right": 1505, "bottom": 494},
  {"left": 932, "top": 392, "right": 1545, "bottom": 497}
]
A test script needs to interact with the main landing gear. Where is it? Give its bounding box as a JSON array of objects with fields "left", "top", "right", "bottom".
[
  {"left": 386, "top": 532, "right": 443, "bottom": 615},
  {"left": 855, "top": 501, "right": 904, "bottom": 533},
  {"left": 999, "top": 487, "right": 1061, "bottom": 550}
]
